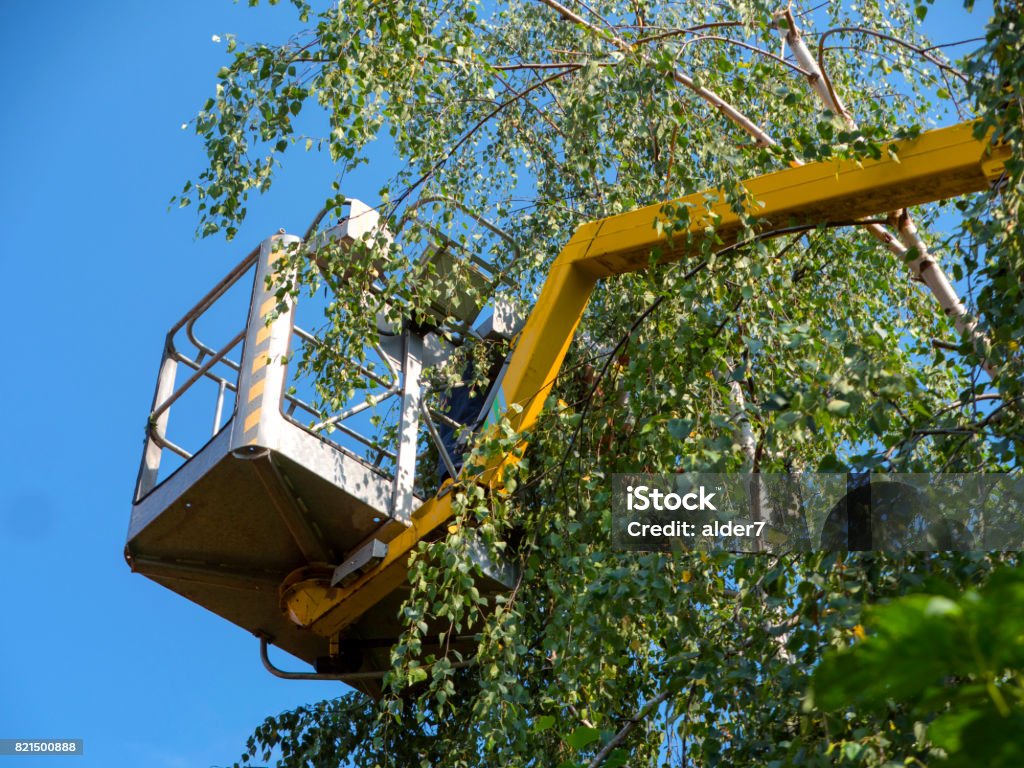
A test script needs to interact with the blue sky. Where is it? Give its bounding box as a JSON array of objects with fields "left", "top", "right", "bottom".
[{"left": 0, "top": 2, "right": 995, "bottom": 766}]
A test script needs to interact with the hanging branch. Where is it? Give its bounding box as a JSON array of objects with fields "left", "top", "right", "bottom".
[
  {"left": 533, "top": 0, "right": 778, "bottom": 146},
  {"left": 529, "top": 0, "right": 787, "bottom": 485},
  {"left": 816, "top": 25, "right": 970, "bottom": 87},
  {"left": 390, "top": 64, "right": 582, "bottom": 211}
]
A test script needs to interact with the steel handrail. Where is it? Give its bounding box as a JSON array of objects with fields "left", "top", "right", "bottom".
[
  {"left": 258, "top": 635, "right": 474, "bottom": 682},
  {"left": 283, "top": 392, "right": 323, "bottom": 419},
  {"left": 259, "top": 636, "right": 387, "bottom": 682},
  {"left": 151, "top": 329, "right": 247, "bottom": 423},
  {"left": 184, "top": 312, "right": 244, "bottom": 372},
  {"left": 309, "top": 388, "right": 401, "bottom": 433},
  {"left": 279, "top": 385, "right": 400, "bottom": 452},
  {"left": 146, "top": 228, "right": 455, "bottom": 486},
  {"left": 166, "top": 246, "right": 260, "bottom": 341},
  {"left": 281, "top": 409, "right": 398, "bottom": 462},
  {"left": 147, "top": 427, "right": 193, "bottom": 461},
  {"left": 292, "top": 326, "right": 399, "bottom": 390},
  {"left": 171, "top": 350, "right": 241, "bottom": 395},
  {"left": 420, "top": 400, "right": 459, "bottom": 480},
  {"left": 426, "top": 403, "right": 465, "bottom": 431}
]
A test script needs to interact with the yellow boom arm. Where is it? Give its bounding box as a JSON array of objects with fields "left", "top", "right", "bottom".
[{"left": 290, "top": 120, "right": 1009, "bottom": 637}]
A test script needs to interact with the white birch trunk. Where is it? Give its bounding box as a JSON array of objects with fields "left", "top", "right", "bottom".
[
  {"left": 780, "top": 9, "right": 994, "bottom": 375},
  {"left": 729, "top": 379, "right": 757, "bottom": 467}
]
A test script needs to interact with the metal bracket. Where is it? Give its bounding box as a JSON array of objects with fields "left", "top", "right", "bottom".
[{"left": 331, "top": 539, "right": 389, "bottom": 587}]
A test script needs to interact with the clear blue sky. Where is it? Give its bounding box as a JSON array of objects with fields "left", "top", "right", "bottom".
[{"left": 0, "top": 2, "right": 994, "bottom": 766}]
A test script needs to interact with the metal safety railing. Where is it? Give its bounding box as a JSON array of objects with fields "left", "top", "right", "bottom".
[
  {"left": 136, "top": 197, "right": 522, "bottom": 507},
  {"left": 134, "top": 241, "right": 406, "bottom": 496},
  {"left": 280, "top": 325, "right": 403, "bottom": 476},
  {"left": 135, "top": 247, "right": 260, "bottom": 498}
]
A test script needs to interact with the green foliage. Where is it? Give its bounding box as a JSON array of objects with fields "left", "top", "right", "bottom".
[
  {"left": 959, "top": 0, "right": 1024, "bottom": 468},
  {"left": 811, "top": 565, "right": 1024, "bottom": 767},
  {"left": 171, "top": 0, "right": 1024, "bottom": 765}
]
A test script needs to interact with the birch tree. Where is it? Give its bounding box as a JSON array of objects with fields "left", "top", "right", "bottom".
[{"left": 175, "top": 1, "right": 1024, "bottom": 765}]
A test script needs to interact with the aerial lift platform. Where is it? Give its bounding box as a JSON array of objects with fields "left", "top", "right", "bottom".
[{"left": 128, "top": 121, "right": 1008, "bottom": 691}]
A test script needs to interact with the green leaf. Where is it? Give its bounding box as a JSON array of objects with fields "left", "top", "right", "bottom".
[
  {"left": 667, "top": 418, "right": 693, "bottom": 440},
  {"left": 534, "top": 715, "right": 556, "bottom": 733},
  {"left": 565, "top": 726, "right": 601, "bottom": 750},
  {"left": 826, "top": 399, "right": 850, "bottom": 416},
  {"left": 776, "top": 411, "right": 801, "bottom": 428}
]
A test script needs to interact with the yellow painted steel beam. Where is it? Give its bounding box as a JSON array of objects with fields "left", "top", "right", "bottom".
[
  {"left": 291, "top": 120, "right": 1008, "bottom": 637},
  {"left": 504, "top": 121, "right": 1007, "bottom": 433}
]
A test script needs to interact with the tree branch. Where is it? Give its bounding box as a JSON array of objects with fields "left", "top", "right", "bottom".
[
  {"left": 391, "top": 65, "right": 581, "bottom": 210},
  {"left": 816, "top": 25, "right": 970, "bottom": 87},
  {"left": 533, "top": 0, "right": 777, "bottom": 146},
  {"left": 586, "top": 688, "right": 674, "bottom": 768},
  {"left": 675, "top": 34, "right": 813, "bottom": 79}
]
